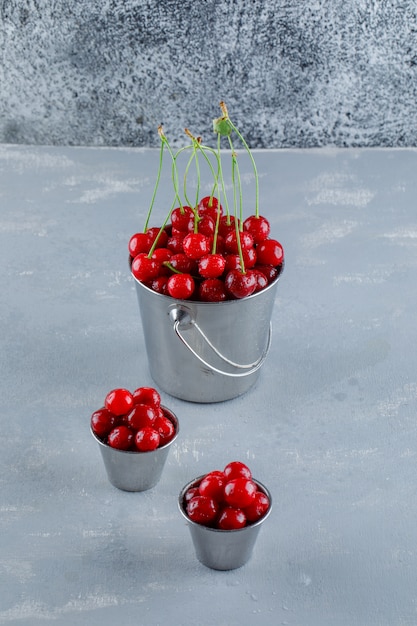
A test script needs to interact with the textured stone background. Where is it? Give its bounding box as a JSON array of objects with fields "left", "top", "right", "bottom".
[{"left": 1, "top": 0, "right": 417, "bottom": 148}]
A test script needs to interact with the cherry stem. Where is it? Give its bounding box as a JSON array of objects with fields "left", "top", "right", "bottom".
[
  {"left": 217, "top": 132, "right": 231, "bottom": 224},
  {"left": 219, "top": 102, "right": 260, "bottom": 219},
  {"left": 143, "top": 127, "right": 165, "bottom": 233},
  {"left": 147, "top": 196, "right": 176, "bottom": 257},
  {"left": 230, "top": 151, "right": 246, "bottom": 273}
]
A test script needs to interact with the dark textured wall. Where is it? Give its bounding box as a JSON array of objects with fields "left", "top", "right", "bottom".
[{"left": 1, "top": 0, "right": 417, "bottom": 148}]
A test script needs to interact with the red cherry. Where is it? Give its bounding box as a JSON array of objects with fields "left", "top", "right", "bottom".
[
  {"left": 224, "top": 230, "right": 254, "bottom": 254},
  {"left": 146, "top": 227, "right": 168, "bottom": 249},
  {"left": 217, "top": 507, "right": 247, "bottom": 530},
  {"left": 256, "top": 239, "right": 284, "bottom": 266},
  {"left": 243, "top": 215, "right": 271, "bottom": 244},
  {"left": 224, "top": 269, "right": 257, "bottom": 299},
  {"left": 126, "top": 403, "right": 157, "bottom": 430},
  {"left": 198, "top": 278, "right": 228, "bottom": 302},
  {"left": 182, "top": 232, "right": 211, "bottom": 259},
  {"left": 104, "top": 388, "right": 134, "bottom": 416},
  {"left": 196, "top": 215, "right": 215, "bottom": 237},
  {"left": 153, "top": 414, "right": 176, "bottom": 445},
  {"left": 132, "top": 386, "right": 161, "bottom": 407},
  {"left": 186, "top": 496, "right": 219, "bottom": 525},
  {"left": 168, "top": 253, "right": 198, "bottom": 275},
  {"left": 134, "top": 427, "right": 160, "bottom": 451},
  {"left": 223, "top": 461, "right": 252, "bottom": 481},
  {"left": 253, "top": 269, "right": 268, "bottom": 292},
  {"left": 90, "top": 408, "right": 117, "bottom": 439},
  {"left": 223, "top": 478, "right": 257, "bottom": 508},
  {"left": 198, "top": 471, "right": 226, "bottom": 501},
  {"left": 151, "top": 247, "right": 172, "bottom": 264},
  {"left": 244, "top": 491, "right": 270, "bottom": 523},
  {"left": 167, "top": 273, "right": 195, "bottom": 299},
  {"left": 107, "top": 425, "right": 134, "bottom": 450},
  {"left": 147, "top": 275, "right": 169, "bottom": 294},
  {"left": 171, "top": 206, "right": 195, "bottom": 232},
  {"left": 131, "top": 254, "right": 161, "bottom": 282},
  {"left": 218, "top": 215, "right": 240, "bottom": 237},
  {"left": 184, "top": 486, "right": 200, "bottom": 504},
  {"left": 198, "top": 195, "right": 223, "bottom": 220},
  {"left": 198, "top": 253, "right": 226, "bottom": 279},
  {"left": 254, "top": 264, "right": 279, "bottom": 284},
  {"left": 167, "top": 233, "right": 186, "bottom": 254},
  {"left": 128, "top": 232, "right": 151, "bottom": 257}
]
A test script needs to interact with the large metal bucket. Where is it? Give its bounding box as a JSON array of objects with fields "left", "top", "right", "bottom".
[{"left": 132, "top": 268, "right": 283, "bottom": 403}]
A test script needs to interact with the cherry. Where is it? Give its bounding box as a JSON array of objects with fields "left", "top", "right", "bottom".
[
  {"left": 196, "top": 215, "right": 215, "bottom": 237},
  {"left": 198, "top": 278, "right": 228, "bottom": 302},
  {"left": 256, "top": 239, "right": 284, "bottom": 266},
  {"left": 167, "top": 232, "right": 186, "bottom": 254},
  {"left": 253, "top": 269, "right": 268, "bottom": 292},
  {"left": 184, "top": 486, "right": 200, "bottom": 504},
  {"left": 186, "top": 496, "right": 219, "bottom": 525},
  {"left": 182, "top": 232, "right": 211, "bottom": 260},
  {"left": 254, "top": 264, "right": 279, "bottom": 284},
  {"left": 223, "top": 461, "right": 252, "bottom": 481},
  {"left": 90, "top": 408, "right": 117, "bottom": 439},
  {"left": 198, "top": 471, "right": 226, "bottom": 501},
  {"left": 223, "top": 478, "right": 257, "bottom": 508},
  {"left": 224, "top": 230, "right": 254, "bottom": 254},
  {"left": 198, "top": 195, "right": 223, "bottom": 220},
  {"left": 168, "top": 253, "right": 198, "bottom": 275},
  {"left": 126, "top": 404, "right": 157, "bottom": 430},
  {"left": 107, "top": 425, "right": 134, "bottom": 450},
  {"left": 218, "top": 215, "right": 240, "bottom": 238},
  {"left": 147, "top": 275, "right": 169, "bottom": 294},
  {"left": 224, "top": 269, "right": 257, "bottom": 299},
  {"left": 198, "top": 253, "right": 226, "bottom": 279},
  {"left": 243, "top": 215, "right": 270, "bottom": 244},
  {"left": 131, "top": 253, "right": 161, "bottom": 282},
  {"left": 153, "top": 414, "right": 175, "bottom": 445},
  {"left": 151, "top": 247, "right": 172, "bottom": 264},
  {"left": 128, "top": 232, "right": 151, "bottom": 257},
  {"left": 146, "top": 227, "right": 168, "bottom": 249},
  {"left": 134, "top": 426, "right": 160, "bottom": 452},
  {"left": 244, "top": 491, "right": 270, "bottom": 523},
  {"left": 104, "top": 388, "right": 134, "bottom": 416},
  {"left": 167, "top": 273, "right": 195, "bottom": 299},
  {"left": 132, "top": 386, "right": 161, "bottom": 407},
  {"left": 217, "top": 507, "right": 247, "bottom": 530},
  {"left": 171, "top": 206, "right": 195, "bottom": 232}
]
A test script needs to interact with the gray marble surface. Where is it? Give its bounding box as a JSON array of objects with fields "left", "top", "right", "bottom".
[
  {"left": 1, "top": 144, "right": 417, "bottom": 625},
  {"left": 1, "top": 1, "right": 417, "bottom": 148}
]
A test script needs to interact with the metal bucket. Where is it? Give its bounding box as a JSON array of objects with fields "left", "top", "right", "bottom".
[
  {"left": 132, "top": 268, "right": 283, "bottom": 403},
  {"left": 91, "top": 407, "right": 179, "bottom": 492},
  {"left": 178, "top": 476, "right": 272, "bottom": 570}
]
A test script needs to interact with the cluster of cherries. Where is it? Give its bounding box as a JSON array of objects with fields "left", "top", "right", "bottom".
[
  {"left": 129, "top": 196, "right": 284, "bottom": 301},
  {"left": 183, "top": 461, "right": 270, "bottom": 530},
  {"left": 90, "top": 386, "right": 176, "bottom": 452}
]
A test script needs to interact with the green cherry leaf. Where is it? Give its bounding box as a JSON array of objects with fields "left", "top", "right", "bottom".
[{"left": 213, "top": 116, "right": 233, "bottom": 136}]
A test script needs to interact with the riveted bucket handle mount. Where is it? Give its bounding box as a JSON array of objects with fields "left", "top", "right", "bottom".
[{"left": 168, "top": 305, "right": 272, "bottom": 378}]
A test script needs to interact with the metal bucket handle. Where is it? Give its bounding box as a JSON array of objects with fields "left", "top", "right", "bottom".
[{"left": 168, "top": 305, "right": 272, "bottom": 378}]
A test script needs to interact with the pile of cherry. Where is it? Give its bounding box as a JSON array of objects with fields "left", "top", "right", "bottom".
[
  {"left": 129, "top": 195, "right": 284, "bottom": 301},
  {"left": 183, "top": 461, "right": 270, "bottom": 530},
  {"left": 90, "top": 386, "right": 176, "bottom": 452}
]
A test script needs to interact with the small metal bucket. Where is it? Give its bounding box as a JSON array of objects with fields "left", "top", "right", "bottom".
[
  {"left": 91, "top": 407, "right": 179, "bottom": 492},
  {"left": 132, "top": 267, "right": 283, "bottom": 402},
  {"left": 178, "top": 476, "right": 272, "bottom": 570}
]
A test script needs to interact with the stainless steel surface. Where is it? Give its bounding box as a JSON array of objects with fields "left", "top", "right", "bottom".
[{"left": 134, "top": 273, "right": 282, "bottom": 402}]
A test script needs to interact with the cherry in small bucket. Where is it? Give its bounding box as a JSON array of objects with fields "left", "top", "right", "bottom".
[
  {"left": 90, "top": 386, "right": 179, "bottom": 492},
  {"left": 178, "top": 462, "right": 272, "bottom": 570}
]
